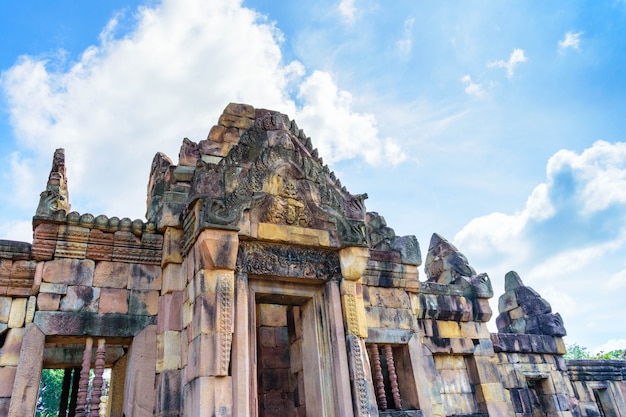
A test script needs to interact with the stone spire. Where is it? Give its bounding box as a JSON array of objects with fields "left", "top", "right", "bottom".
[
  {"left": 496, "top": 271, "right": 566, "bottom": 336},
  {"left": 35, "top": 148, "right": 71, "bottom": 218}
]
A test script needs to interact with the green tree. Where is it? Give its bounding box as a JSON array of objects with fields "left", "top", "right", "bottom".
[
  {"left": 36, "top": 369, "right": 64, "bottom": 417},
  {"left": 565, "top": 343, "right": 626, "bottom": 360},
  {"left": 564, "top": 343, "right": 592, "bottom": 359}
]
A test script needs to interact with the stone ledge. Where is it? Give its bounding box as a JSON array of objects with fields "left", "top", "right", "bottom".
[{"left": 33, "top": 311, "right": 156, "bottom": 337}]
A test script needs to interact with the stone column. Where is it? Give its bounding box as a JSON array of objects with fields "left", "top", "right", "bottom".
[
  {"left": 184, "top": 229, "right": 238, "bottom": 417},
  {"left": 89, "top": 338, "right": 107, "bottom": 416},
  {"left": 338, "top": 247, "right": 378, "bottom": 417},
  {"left": 7, "top": 323, "right": 45, "bottom": 417},
  {"left": 75, "top": 337, "right": 93, "bottom": 417}
]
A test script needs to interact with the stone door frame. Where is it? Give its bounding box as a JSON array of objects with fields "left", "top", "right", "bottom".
[{"left": 231, "top": 274, "right": 353, "bottom": 417}]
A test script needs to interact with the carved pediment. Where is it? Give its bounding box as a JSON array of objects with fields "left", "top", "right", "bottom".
[{"left": 174, "top": 104, "right": 369, "bottom": 250}]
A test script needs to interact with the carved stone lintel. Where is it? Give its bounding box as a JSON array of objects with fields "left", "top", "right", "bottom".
[{"left": 236, "top": 241, "right": 341, "bottom": 281}]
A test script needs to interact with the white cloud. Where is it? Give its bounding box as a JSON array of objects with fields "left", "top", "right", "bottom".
[
  {"left": 454, "top": 140, "right": 626, "bottom": 348},
  {"left": 487, "top": 48, "right": 527, "bottom": 78},
  {"left": 338, "top": 0, "right": 357, "bottom": 24},
  {"left": 558, "top": 31, "right": 583, "bottom": 51},
  {"left": 0, "top": 220, "right": 33, "bottom": 243},
  {"left": 546, "top": 140, "right": 626, "bottom": 214},
  {"left": 461, "top": 74, "right": 484, "bottom": 97},
  {"left": 296, "top": 71, "right": 406, "bottom": 166},
  {"left": 0, "top": 0, "right": 398, "bottom": 227},
  {"left": 593, "top": 339, "right": 626, "bottom": 355},
  {"left": 396, "top": 18, "right": 414, "bottom": 58}
]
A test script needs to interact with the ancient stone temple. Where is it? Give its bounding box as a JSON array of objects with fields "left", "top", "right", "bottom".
[{"left": 0, "top": 103, "right": 624, "bottom": 416}]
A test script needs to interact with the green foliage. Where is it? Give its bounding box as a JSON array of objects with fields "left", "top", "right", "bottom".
[
  {"left": 36, "top": 369, "right": 64, "bottom": 417},
  {"left": 565, "top": 343, "right": 626, "bottom": 360},
  {"left": 564, "top": 343, "right": 592, "bottom": 359},
  {"left": 594, "top": 349, "right": 626, "bottom": 360}
]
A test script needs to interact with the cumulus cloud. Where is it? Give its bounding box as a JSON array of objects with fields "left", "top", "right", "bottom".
[
  {"left": 396, "top": 18, "right": 414, "bottom": 58},
  {"left": 487, "top": 48, "right": 527, "bottom": 78},
  {"left": 338, "top": 0, "right": 357, "bottom": 24},
  {"left": 0, "top": 0, "right": 398, "bottom": 232},
  {"left": 461, "top": 74, "right": 484, "bottom": 97},
  {"left": 558, "top": 31, "right": 583, "bottom": 51},
  {"left": 455, "top": 140, "right": 626, "bottom": 347},
  {"left": 296, "top": 71, "right": 406, "bottom": 165}
]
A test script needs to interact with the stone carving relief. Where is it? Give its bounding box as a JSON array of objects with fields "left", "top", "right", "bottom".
[
  {"left": 178, "top": 108, "right": 369, "bottom": 249},
  {"left": 236, "top": 241, "right": 341, "bottom": 281}
]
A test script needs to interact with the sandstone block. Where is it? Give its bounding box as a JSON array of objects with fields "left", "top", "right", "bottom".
[
  {"left": 99, "top": 288, "right": 129, "bottom": 314},
  {"left": 129, "top": 289, "right": 159, "bottom": 316},
  {"left": 207, "top": 125, "right": 226, "bottom": 142},
  {"left": 25, "top": 296, "right": 36, "bottom": 323},
  {"left": 476, "top": 383, "right": 511, "bottom": 403},
  {"left": 183, "top": 375, "right": 232, "bottom": 417},
  {"left": 36, "top": 292, "right": 61, "bottom": 311},
  {"left": 157, "top": 291, "right": 184, "bottom": 332},
  {"left": 435, "top": 320, "right": 461, "bottom": 338},
  {"left": 194, "top": 229, "right": 238, "bottom": 271},
  {"left": 258, "top": 304, "right": 287, "bottom": 327},
  {"left": 43, "top": 258, "right": 94, "bottom": 286},
  {"left": 6, "top": 324, "right": 45, "bottom": 417},
  {"left": 93, "top": 261, "right": 130, "bottom": 288},
  {"left": 498, "top": 290, "right": 517, "bottom": 313},
  {"left": 34, "top": 311, "right": 156, "bottom": 337},
  {"left": 128, "top": 264, "right": 162, "bottom": 290},
  {"left": 186, "top": 333, "right": 233, "bottom": 380},
  {"left": 162, "top": 228, "right": 183, "bottom": 266},
  {"left": 40, "top": 282, "right": 68, "bottom": 294},
  {"left": 157, "top": 331, "right": 182, "bottom": 372},
  {"left": 59, "top": 286, "right": 100, "bottom": 312},
  {"left": 8, "top": 298, "right": 27, "bottom": 328},
  {"left": 154, "top": 370, "right": 182, "bottom": 417},
  {"left": 218, "top": 112, "right": 254, "bottom": 129},
  {"left": 0, "top": 366, "right": 17, "bottom": 397},
  {"left": 257, "top": 223, "right": 331, "bottom": 247},
  {"left": 162, "top": 263, "right": 185, "bottom": 294},
  {"left": 224, "top": 102, "right": 255, "bottom": 119},
  {"left": 0, "top": 297, "right": 11, "bottom": 323},
  {"left": 0, "top": 328, "right": 25, "bottom": 366}
]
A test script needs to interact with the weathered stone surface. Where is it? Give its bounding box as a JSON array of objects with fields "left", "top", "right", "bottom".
[
  {"left": 33, "top": 311, "right": 156, "bottom": 336},
  {"left": 59, "top": 285, "right": 100, "bottom": 312},
  {"left": 496, "top": 271, "right": 566, "bottom": 336},
  {"left": 0, "top": 328, "right": 25, "bottom": 366},
  {"left": 157, "top": 291, "right": 184, "bottom": 332},
  {"left": 339, "top": 246, "right": 369, "bottom": 281},
  {"left": 129, "top": 289, "right": 159, "bottom": 315},
  {"left": 162, "top": 263, "right": 184, "bottom": 294},
  {"left": 157, "top": 330, "right": 182, "bottom": 372},
  {"left": 124, "top": 325, "right": 157, "bottom": 417},
  {"left": 0, "top": 367, "right": 17, "bottom": 397},
  {"left": 128, "top": 264, "right": 162, "bottom": 290},
  {"left": 93, "top": 261, "right": 130, "bottom": 288},
  {"left": 42, "top": 258, "right": 94, "bottom": 285},
  {"left": 155, "top": 370, "right": 182, "bottom": 417},
  {"left": 194, "top": 229, "right": 238, "bottom": 271},
  {"left": 36, "top": 292, "right": 61, "bottom": 311},
  {"left": 7, "top": 324, "right": 44, "bottom": 417},
  {"left": 99, "top": 288, "right": 129, "bottom": 314},
  {"left": 7, "top": 298, "right": 26, "bottom": 328}
]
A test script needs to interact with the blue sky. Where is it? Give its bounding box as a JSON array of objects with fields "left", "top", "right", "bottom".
[{"left": 1, "top": 0, "right": 626, "bottom": 352}]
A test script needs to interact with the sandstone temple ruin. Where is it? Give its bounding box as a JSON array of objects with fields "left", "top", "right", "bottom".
[{"left": 0, "top": 103, "right": 624, "bottom": 416}]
